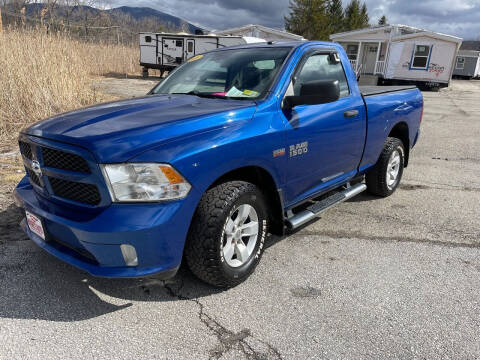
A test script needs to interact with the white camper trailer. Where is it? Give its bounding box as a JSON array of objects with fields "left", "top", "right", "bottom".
[
  {"left": 140, "top": 32, "right": 265, "bottom": 77},
  {"left": 330, "top": 25, "right": 462, "bottom": 90}
]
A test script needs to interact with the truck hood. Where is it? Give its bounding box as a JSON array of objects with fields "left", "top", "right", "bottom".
[{"left": 24, "top": 95, "right": 257, "bottom": 163}]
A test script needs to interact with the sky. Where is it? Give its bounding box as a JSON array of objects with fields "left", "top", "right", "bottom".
[{"left": 110, "top": 0, "right": 480, "bottom": 40}]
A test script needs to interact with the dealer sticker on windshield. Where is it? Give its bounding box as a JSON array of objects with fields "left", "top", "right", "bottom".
[
  {"left": 26, "top": 211, "right": 45, "bottom": 240},
  {"left": 242, "top": 89, "right": 259, "bottom": 97},
  {"left": 226, "top": 87, "right": 259, "bottom": 98},
  {"left": 187, "top": 55, "right": 204, "bottom": 63}
]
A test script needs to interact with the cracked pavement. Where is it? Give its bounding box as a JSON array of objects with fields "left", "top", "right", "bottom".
[{"left": 0, "top": 80, "right": 479, "bottom": 359}]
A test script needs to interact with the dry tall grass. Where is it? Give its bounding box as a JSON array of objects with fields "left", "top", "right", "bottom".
[{"left": 0, "top": 28, "right": 139, "bottom": 141}]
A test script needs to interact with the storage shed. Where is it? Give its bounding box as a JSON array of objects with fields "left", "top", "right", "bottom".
[
  {"left": 453, "top": 50, "right": 480, "bottom": 79},
  {"left": 330, "top": 25, "right": 462, "bottom": 89}
]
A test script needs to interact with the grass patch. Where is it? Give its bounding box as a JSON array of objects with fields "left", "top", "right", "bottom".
[{"left": 0, "top": 28, "right": 139, "bottom": 142}]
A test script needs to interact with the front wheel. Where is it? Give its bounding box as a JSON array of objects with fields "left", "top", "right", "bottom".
[
  {"left": 185, "top": 181, "right": 269, "bottom": 288},
  {"left": 366, "top": 137, "right": 405, "bottom": 197}
]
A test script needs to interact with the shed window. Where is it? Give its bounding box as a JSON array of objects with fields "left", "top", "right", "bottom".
[
  {"left": 411, "top": 45, "right": 431, "bottom": 70},
  {"left": 456, "top": 57, "right": 465, "bottom": 70}
]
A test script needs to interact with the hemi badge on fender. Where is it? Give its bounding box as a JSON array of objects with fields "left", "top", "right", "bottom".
[{"left": 273, "top": 148, "right": 286, "bottom": 158}]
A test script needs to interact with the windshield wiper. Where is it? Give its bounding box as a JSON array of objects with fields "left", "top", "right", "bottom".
[{"left": 171, "top": 91, "right": 228, "bottom": 99}]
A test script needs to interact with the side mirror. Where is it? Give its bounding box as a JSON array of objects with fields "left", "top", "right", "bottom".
[{"left": 284, "top": 80, "right": 340, "bottom": 109}]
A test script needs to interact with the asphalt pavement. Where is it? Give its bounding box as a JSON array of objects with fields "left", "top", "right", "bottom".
[{"left": 0, "top": 80, "right": 479, "bottom": 359}]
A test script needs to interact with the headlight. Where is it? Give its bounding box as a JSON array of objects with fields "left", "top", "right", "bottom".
[{"left": 101, "top": 163, "right": 191, "bottom": 202}]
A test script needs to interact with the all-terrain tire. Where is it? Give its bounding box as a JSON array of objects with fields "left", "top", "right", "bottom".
[
  {"left": 366, "top": 137, "right": 405, "bottom": 197},
  {"left": 185, "top": 181, "right": 269, "bottom": 288}
]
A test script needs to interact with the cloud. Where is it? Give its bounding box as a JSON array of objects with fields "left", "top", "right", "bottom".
[
  {"left": 110, "top": 0, "right": 480, "bottom": 39},
  {"left": 361, "top": 0, "right": 480, "bottom": 39},
  {"left": 110, "top": 0, "right": 290, "bottom": 30}
]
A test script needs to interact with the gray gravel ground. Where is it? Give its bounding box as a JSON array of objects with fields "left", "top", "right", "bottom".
[
  {"left": 0, "top": 79, "right": 479, "bottom": 359},
  {"left": 92, "top": 76, "right": 159, "bottom": 99}
]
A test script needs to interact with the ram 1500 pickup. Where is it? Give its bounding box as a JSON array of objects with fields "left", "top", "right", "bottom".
[{"left": 15, "top": 41, "right": 423, "bottom": 287}]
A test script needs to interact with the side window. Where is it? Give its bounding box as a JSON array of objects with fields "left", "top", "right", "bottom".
[
  {"left": 293, "top": 53, "right": 350, "bottom": 98},
  {"left": 456, "top": 57, "right": 465, "bottom": 69},
  {"left": 412, "top": 45, "right": 431, "bottom": 69}
]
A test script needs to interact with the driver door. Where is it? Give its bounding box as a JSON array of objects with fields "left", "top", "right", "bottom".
[{"left": 282, "top": 50, "right": 366, "bottom": 205}]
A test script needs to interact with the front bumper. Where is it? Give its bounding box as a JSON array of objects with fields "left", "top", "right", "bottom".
[{"left": 15, "top": 177, "right": 199, "bottom": 278}]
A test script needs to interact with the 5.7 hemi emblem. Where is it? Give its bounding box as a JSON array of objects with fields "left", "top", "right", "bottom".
[{"left": 290, "top": 142, "right": 308, "bottom": 157}]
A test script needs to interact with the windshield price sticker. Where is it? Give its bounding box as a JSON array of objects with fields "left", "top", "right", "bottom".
[{"left": 187, "top": 55, "right": 204, "bottom": 63}]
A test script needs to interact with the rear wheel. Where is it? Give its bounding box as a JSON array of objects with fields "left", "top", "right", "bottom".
[
  {"left": 366, "top": 137, "right": 405, "bottom": 197},
  {"left": 185, "top": 181, "right": 268, "bottom": 288}
]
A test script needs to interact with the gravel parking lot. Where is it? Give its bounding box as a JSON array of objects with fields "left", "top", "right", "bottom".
[{"left": 0, "top": 79, "right": 479, "bottom": 359}]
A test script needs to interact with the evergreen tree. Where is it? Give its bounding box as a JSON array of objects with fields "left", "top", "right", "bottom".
[
  {"left": 327, "top": 0, "right": 345, "bottom": 34},
  {"left": 344, "top": 0, "right": 370, "bottom": 30},
  {"left": 285, "top": 0, "right": 371, "bottom": 39},
  {"left": 378, "top": 15, "right": 387, "bottom": 26},
  {"left": 360, "top": 3, "right": 369, "bottom": 27},
  {"left": 344, "top": 0, "right": 361, "bottom": 30},
  {"left": 284, "top": 0, "right": 330, "bottom": 40}
]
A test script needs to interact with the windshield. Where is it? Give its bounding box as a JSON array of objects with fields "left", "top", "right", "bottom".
[{"left": 152, "top": 47, "right": 292, "bottom": 100}]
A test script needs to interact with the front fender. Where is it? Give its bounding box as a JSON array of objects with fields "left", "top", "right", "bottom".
[{"left": 131, "top": 104, "right": 286, "bottom": 203}]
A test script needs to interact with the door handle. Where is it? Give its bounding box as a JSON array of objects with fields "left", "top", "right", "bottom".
[{"left": 344, "top": 110, "right": 359, "bottom": 118}]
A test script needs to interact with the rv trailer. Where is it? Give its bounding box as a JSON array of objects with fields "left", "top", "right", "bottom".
[
  {"left": 140, "top": 32, "right": 265, "bottom": 77},
  {"left": 453, "top": 50, "right": 480, "bottom": 80},
  {"left": 330, "top": 25, "right": 462, "bottom": 90}
]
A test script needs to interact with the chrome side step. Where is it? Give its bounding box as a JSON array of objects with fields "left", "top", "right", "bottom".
[{"left": 286, "top": 183, "right": 367, "bottom": 230}]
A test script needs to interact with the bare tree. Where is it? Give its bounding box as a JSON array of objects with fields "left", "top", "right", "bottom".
[
  {"left": 42, "top": 0, "right": 59, "bottom": 29},
  {"left": 74, "top": 0, "right": 98, "bottom": 36},
  {"left": 59, "top": 0, "right": 76, "bottom": 27},
  {"left": 2, "top": 0, "right": 33, "bottom": 12}
]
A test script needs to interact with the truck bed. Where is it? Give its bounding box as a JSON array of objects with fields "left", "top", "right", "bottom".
[{"left": 360, "top": 85, "right": 417, "bottom": 97}]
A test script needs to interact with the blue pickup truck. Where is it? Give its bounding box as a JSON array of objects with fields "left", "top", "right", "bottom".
[{"left": 15, "top": 41, "right": 423, "bottom": 287}]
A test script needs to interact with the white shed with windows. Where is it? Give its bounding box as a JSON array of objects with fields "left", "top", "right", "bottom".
[
  {"left": 453, "top": 50, "right": 480, "bottom": 79},
  {"left": 330, "top": 25, "right": 462, "bottom": 89}
]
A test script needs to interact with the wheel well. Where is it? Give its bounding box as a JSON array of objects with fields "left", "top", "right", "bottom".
[
  {"left": 388, "top": 122, "right": 410, "bottom": 167},
  {"left": 211, "top": 166, "right": 284, "bottom": 236}
]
